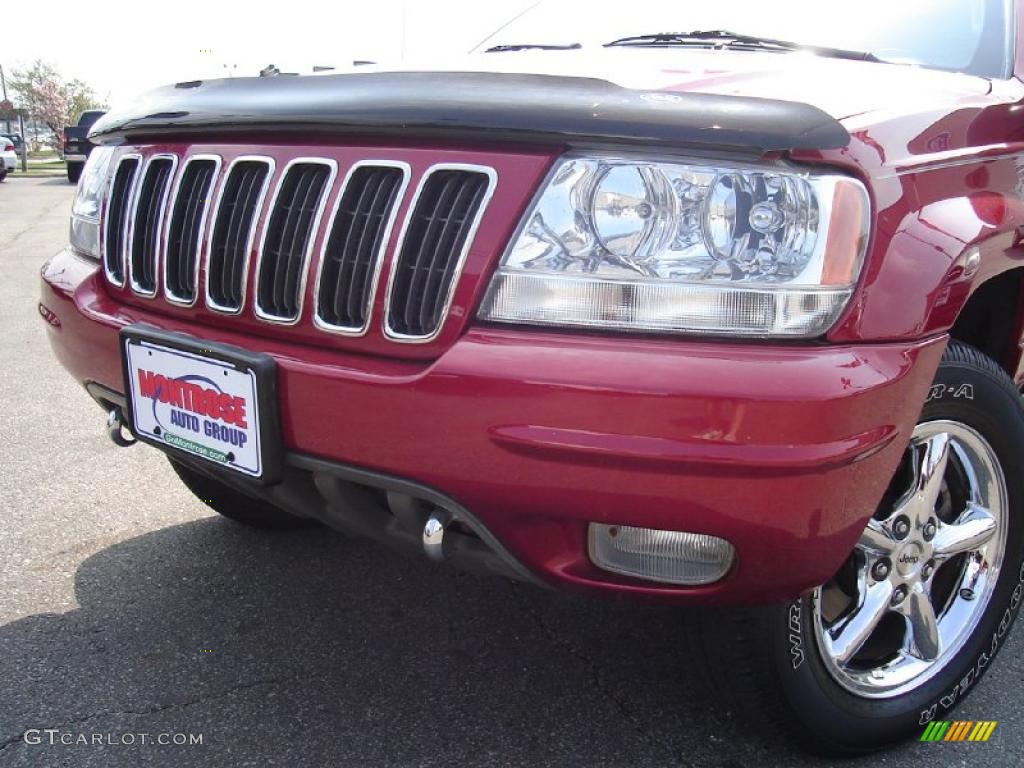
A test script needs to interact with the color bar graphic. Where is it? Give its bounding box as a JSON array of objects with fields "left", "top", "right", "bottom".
[{"left": 920, "top": 721, "right": 997, "bottom": 742}]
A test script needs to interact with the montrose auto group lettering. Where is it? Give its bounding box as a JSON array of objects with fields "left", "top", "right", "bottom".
[{"left": 136, "top": 369, "right": 249, "bottom": 448}]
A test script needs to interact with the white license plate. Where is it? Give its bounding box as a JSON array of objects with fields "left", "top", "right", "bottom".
[{"left": 123, "top": 336, "right": 266, "bottom": 478}]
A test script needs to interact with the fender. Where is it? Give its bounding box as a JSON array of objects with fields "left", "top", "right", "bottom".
[{"left": 828, "top": 154, "right": 1024, "bottom": 344}]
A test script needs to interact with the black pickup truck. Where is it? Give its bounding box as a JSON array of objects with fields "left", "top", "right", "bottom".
[{"left": 63, "top": 110, "right": 106, "bottom": 183}]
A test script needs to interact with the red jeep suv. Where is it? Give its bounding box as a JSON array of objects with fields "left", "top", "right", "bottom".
[{"left": 40, "top": 0, "right": 1024, "bottom": 754}]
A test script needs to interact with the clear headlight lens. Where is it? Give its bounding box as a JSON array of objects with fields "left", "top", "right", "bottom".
[
  {"left": 479, "top": 156, "right": 869, "bottom": 338},
  {"left": 69, "top": 147, "right": 115, "bottom": 260}
]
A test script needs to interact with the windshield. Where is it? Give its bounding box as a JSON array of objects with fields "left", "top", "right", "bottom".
[{"left": 478, "top": 0, "right": 1015, "bottom": 79}]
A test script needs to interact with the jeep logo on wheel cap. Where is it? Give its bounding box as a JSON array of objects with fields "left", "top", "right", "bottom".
[{"left": 896, "top": 542, "right": 926, "bottom": 575}]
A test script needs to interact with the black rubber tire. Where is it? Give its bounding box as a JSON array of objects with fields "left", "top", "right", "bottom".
[
  {"left": 0, "top": 169, "right": 7, "bottom": 183},
  {"left": 66, "top": 162, "right": 83, "bottom": 184},
  {"left": 169, "top": 458, "right": 315, "bottom": 530},
  {"left": 688, "top": 341, "right": 1024, "bottom": 755}
]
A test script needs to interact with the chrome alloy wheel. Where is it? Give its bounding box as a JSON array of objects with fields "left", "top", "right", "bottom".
[{"left": 813, "top": 421, "right": 1008, "bottom": 698}]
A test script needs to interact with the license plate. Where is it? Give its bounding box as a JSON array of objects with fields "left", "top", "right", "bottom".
[{"left": 120, "top": 325, "right": 282, "bottom": 482}]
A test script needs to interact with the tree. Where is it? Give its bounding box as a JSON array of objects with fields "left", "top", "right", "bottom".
[{"left": 8, "top": 60, "right": 106, "bottom": 150}]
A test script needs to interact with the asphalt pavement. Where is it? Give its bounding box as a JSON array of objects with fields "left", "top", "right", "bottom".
[{"left": 1, "top": 176, "right": 1021, "bottom": 766}]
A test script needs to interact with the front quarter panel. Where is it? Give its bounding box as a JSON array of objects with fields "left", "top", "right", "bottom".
[{"left": 817, "top": 80, "right": 1024, "bottom": 348}]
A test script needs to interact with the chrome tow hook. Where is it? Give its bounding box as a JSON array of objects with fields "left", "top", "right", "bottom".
[
  {"left": 106, "top": 408, "right": 137, "bottom": 448},
  {"left": 422, "top": 510, "right": 451, "bottom": 562}
]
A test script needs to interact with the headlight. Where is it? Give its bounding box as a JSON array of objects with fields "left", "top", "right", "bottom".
[
  {"left": 479, "top": 156, "right": 869, "bottom": 338},
  {"left": 69, "top": 147, "right": 115, "bottom": 260}
]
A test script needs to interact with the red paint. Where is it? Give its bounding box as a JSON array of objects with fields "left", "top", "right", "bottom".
[
  {"left": 43, "top": 249, "right": 945, "bottom": 603},
  {"left": 40, "top": 11, "right": 1024, "bottom": 601}
]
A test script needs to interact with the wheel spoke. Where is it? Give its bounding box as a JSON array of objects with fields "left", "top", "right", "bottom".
[
  {"left": 933, "top": 502, "right": 998, "bottom": 558},
  {"left": 914, "top": 433, "right": 951, "bottom": 520},
  {"left": 903, "top": 587, "right": 941, "bottom": 661},
  {"left": 859, "top": 519, "right": 896, "bottom": 554},
  {"left": 814, "top": 420, "right": 1008, "bottom": 697},
  {"left": 825, "top": 580, "right": 894, "bottom": 666}
]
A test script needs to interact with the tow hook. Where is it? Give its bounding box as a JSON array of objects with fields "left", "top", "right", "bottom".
[
  {"left": 422, "top": 510, "right": 451, "bottom": 562},
  {"left": 106, "top": 408, "right": 137, "bottom": 447}
]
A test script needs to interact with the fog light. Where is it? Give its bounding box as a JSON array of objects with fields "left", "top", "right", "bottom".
[{"left": 588, "top": 524, "right": 735, "bottom": 586}]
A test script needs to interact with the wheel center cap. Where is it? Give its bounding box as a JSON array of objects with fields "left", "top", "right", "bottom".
[{"left": 896, "top": 541, "right": 925, "bottom": 577}]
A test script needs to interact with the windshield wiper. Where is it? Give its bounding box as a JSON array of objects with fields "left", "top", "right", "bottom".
[
  {"left": 485, "top": 42, "right": 582, "bottom": 53},
  {"left": 605, "top": 30, "right": 879, "bottom": 63}
]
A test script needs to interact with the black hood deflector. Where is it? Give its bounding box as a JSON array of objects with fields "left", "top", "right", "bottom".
[{"left": 90, "top": 71, "right": 850, "bottom": 152}]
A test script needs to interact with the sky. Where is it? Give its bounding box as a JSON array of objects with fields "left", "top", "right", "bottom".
[{"left": 2, "top": 0, "right": 539, "bottom": 108}]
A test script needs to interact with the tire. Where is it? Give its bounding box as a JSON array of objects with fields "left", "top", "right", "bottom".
[
  {"left": 67, "top": 162, "right": 83, "bottom": 184},
  {"left": 0, "top": 169, "right": 7, "bottom": 183},
  {"left": 690, "top": 341, "right": 1024, "bottom": 755},
  {"left": 169, "top": 458, "right": 315, "bottom": 530}
]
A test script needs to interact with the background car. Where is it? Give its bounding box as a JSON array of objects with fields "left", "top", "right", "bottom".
[
  {"left": 63, "top": 110, "right": 106, "bottom": 183},
  {"left": 0, "top": 135, "right": 15, "bottom": 182},
  {"left": 5, "top": 132, "right": 24, "bottom": 158}
]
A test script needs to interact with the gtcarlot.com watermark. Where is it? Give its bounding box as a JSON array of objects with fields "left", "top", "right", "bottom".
[{"left": 23, "top": 729, "right": 203, "bottom": 747}]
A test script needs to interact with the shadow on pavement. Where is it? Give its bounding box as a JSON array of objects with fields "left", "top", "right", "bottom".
[{"left": 0, "top": 518, "right": 893, "bottom": 767}]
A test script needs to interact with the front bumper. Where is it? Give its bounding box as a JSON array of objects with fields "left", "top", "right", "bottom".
[{"left": 41, "top": 247, "right": 946, "bottom": 604}]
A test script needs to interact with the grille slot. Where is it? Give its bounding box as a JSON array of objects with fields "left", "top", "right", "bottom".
[
  {"left": 103, "top": 156, "right": 140, "bottom": 285},
  {"left": 316, "top": 165, "right": 407, "bottom": 332},
  {"left": 387, "top": 168, "right": 493, "bottom": 339},
  {"left": 207, "top": 159, "right": 272, "bottom": 312},
  {"left": 165, "top": 158, "right": 219, "bottom": 303},
  {"left": 129, "top": 156, "right": 176, "bottom": 295},
  {"left": 256, "top": 162, "right": 334, "bottom": 322}
]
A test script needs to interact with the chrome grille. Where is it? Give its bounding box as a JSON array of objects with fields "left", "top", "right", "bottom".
[
  {"left": 129, "top": 156, "right": 176, "bottom": 295},
  {"left": 255, "top": 161, "right": 334, "bottom": 323},
  {"left": 103, "top": 156, "right": 140, "bottom": 285},
  {"left": 103, "top": 151, "right": 496, "bottom": 341},
  {"left": 207, "top": 159, "right": 273, "bottom": 312},
  {"left": 316, "top": 164, "right": 407, "bottom": 333},
  {"left": 165, "top": 157, "right": 219, "bottom": 304},
  {"left": 386, "top": 167, "right": 494, "bottom": 340}
]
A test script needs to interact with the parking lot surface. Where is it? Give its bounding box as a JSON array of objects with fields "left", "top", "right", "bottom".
[{"left": 1, "top": 176, "right": 1022, "bottom": 766}]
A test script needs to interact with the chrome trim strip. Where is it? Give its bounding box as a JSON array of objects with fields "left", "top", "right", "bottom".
[
  {"left": 127, "top": 153, "right": 179, "bottom": 298},
  {"left": 383, "top": 163, "right": 498, "bottom": 343},
  {"left": 102, "top": 152, "right": 142, "bottom": 288},
  {"left": 162, "top": 154, "right": 223, "bottom": 307},
  {"left": 204, "top": 155, "right": 276, "bottom": 316},
  {"left": 312, "top": 160, "right": 411, "bottom": 337},
  {"left": 253, "top": 157, "right": 339, "bottom": 326}
]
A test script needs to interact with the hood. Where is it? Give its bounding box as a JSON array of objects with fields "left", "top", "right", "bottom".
[
  {"left": 391, "top": 47, "right": 996, "bottom": 122},
  {"left": 91, "top": 48, "right": 997, "bottom": 158},
  {"left": 89, "top": 69, "right": 850, "bottom": 154}
]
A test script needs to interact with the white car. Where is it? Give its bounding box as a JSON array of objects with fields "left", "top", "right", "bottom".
[{"left": 0, "top": 135, "right": 15, "bottom": 181}]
